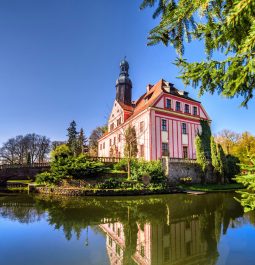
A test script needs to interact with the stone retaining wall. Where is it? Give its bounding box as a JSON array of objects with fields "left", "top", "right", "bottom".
[
  {"left": 162, "top": 158, "right": 216, "bottom": 184},
  {"left": 31, "top": 186, "right": 182, "bottom": 196}
]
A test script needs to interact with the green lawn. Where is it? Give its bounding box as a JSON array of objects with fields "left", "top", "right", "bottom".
[
  {"left": 7, "top": 180, "right": 32, "bottom": 184},
  {"left": 178, "top": 183, "right": 244, "bottom": 192}
]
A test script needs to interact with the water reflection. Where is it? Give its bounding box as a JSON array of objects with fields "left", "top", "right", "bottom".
[{"left": 0, "top": 193, "right": 255, "bottom": 265}]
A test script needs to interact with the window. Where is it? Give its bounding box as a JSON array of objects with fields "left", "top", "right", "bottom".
[
  {"left": 166, "top": 98, "right": 171, "bottom": 109},
  {"left": 162, "top": 143, "right": 169, "bottom": 156},
  {"left": 140, "top": 246, "right": 145, "bottom": 258},
  {"left": 109, "top": 237, "right": 113, "bottom": 247},
  {"left": 183, "top": 146, "right": 188, "bottom": 159},
  {"left": 176, "top": 101, "right": 181, "bottom": 111},
  {"left": 103, "top": 142, "right": 105, "bottom": 149},
  {"left": 193, "top": 106, "right": 198, "bottom": 116},
  {"left": 117, "top": 117, "right": 121, "bottom": 126},
  {"left": 118, "top": 134, "right": 121, "bottom": 143},
  {"left": 184, "top": 104, "right": 190, "bottom": 113},
  {"left": 113, "top": 137, "right": 116, "bottom": 145},
  {"left": 182, "top": 123, "right": 187, "bottom": 134},
  {"left": 162, "top": 119, "right": 167, "bottom": 131},
  {"left": 164, "top": 247, "right": 170, "bottom": 262},
  {"left": 100, "top": 144, "right": 102, "bottom": 150},
  {"left": 117, "top": 228, "right": 120, "bottom": 237},
  {"left": 140, "top": 121, "right": 144, "bottom": 133},
  {"left": 116, "top": 245, "right": 121, "bottom": 256},
  {"left": 109, "top": 139, "right": 112, "bottom": 146},
  {"left": 110, "top": 123, "right": 114, "bottom": 131},
  {"left": 140, "top": 145, "right": 144, "bottom": 157}
]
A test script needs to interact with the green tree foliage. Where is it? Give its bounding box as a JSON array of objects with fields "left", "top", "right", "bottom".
[
  {"left": 226, "top": 154, "right": 240, "bottom": 180},
  {"left": 124, "top": 125, "right": 138, "bottom": 180},
  {"left": 36, "top": 144, "right": 106, "bottom": 184},
  {"left": 140, "top": 0, "right": 255, "bottom": 106},
  {"left": 195, "top": 136, "right": 208, "bottom": 173},
  {"left": 211, "top": 136, "right": 222, "bottom": 182},
  {"left": 67, "top": 120, "right": 78, "bottom": 156},
  {"left": 77, "top": 128, "right": 88, "bottom": 155},
  {"left": 235, "top": 155, "right": 255, "bottom": 212},
  {"left": 89, "top": 125, "right": 107, "bottom": 156},
  {"left": 130, "top": 159, "right": 166, "bottom": 183},
  {"left": 215, "top": 130, "right": 255, "bottom": 165},
  {"left": 218, "top": 144, "right": 228, "bottom": 179},
  {"left": 195, "top": 120, "right": 211, "bottom": 173}
]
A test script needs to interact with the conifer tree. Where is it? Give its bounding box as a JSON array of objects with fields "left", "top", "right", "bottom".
[
  {"left": 235, "top": 154, "right": 255, "bottom": 212},
  {"left": 140, "top": 0, "right": 255, "bottom": 106},
  {"left": 77, "top": 128, "right": 87, "bottom": 155},
  {"left": 211, "top": 136, "right": 224, "bottom": 183},
  {"left": 67, "top": 120, "right": 78, "bottom": 156},
  {"left": 195, "top": 136, "right": 208, "bottom": 174}
]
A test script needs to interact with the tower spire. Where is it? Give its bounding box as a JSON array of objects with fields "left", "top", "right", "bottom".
[{"left": 116, "top": 58, "right": 132, "bottom": 105}]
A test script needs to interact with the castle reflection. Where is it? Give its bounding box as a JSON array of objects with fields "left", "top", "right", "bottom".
[
  {"left": 99, "top": 193, "right": 248, "bottom": 265},
  {"left": 1, "top": 192, "right": 254, "bottom": 265}
]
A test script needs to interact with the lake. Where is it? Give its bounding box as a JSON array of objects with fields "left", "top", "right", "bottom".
[{"left": 0, "top": 192, "right": 255, "bottom": 265}]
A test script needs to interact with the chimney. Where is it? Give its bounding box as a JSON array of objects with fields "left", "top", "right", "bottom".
[{"left": 146, "top": 84, "right": 153, "bottom": 93}]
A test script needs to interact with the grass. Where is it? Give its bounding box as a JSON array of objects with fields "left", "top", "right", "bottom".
[
  {"left": 7, "top": 180, "right": 32, "bottom": 184},
  {"left": 178, "top": 183, "right": 244, "bottom": 192}
]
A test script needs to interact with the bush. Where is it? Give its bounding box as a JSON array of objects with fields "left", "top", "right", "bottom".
[
  {"left": 113, "top": 158, "right": 128, "bottom": 171},
  {"left": 130, "top": 159, "right": 166, "bottom": 183},
  {"left": 96, "top": 178, "right": 122, "bottom": 189},
  {"left": 226, "top": 155, "right": 241, "bottom": 181},
  {"left": 35, "top": 172, "right": 66, "bottom": 185}
]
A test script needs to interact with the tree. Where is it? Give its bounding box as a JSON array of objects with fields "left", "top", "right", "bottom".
[
  {"left": 88, "top": 125, "right": 107, "bottom": 156},
  {"left": 0, "top": 134, "right": 51, "bottom": 164},
  {"left": 140, "top": 0, "right": 255, "bottom": 106},
  {"left": 195, "top": 136, "right": 208, "bottom": 174},
  {"left": 124, "top": 125, "right": 138, "bottom": 180},
  {"left": 232, "top": 132, "right": 255, "bottom": 164},
  {"left": 225, "top": 155, "right": 240, "bottom": 181},
  {"left": 77, "top": 128, "right": 88, "bottom": 155},
  {"left": 235, "top": 154, "right": 255, "bottom": 212},
  {"left": 215, "top": 130, "right": 241, "bottom": 155},
  {"left": 67, "top": 120, "right": 78, "bottom": 156},
  {"left": 211, "top": 136, "right": 222, "bottom": 183}
]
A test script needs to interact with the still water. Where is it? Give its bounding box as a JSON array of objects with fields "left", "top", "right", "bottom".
[{"left": 0, "top": 192, "right": 255, "bottom": 265}]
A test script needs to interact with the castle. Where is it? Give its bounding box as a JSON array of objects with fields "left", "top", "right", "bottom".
[{"left": 98, "top": 59, "right": 210, "bottom": 160}]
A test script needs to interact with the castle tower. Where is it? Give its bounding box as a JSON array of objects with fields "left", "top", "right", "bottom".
[{"left": 116, "top": 58, "right": 132, "bottom": 106}]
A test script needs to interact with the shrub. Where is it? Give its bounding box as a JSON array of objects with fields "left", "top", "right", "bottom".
[
  {"left": 113, "top": 158, "right": 128, "bottom": 171},
  {"left": 130, "top": 159, "right": 166, "bottom": 183},
  {"left": 96, "top": 178, "right": 122, "bottom": 189},
  {"left": 35, "top": 172, "right": 66, "bottom": 185}
]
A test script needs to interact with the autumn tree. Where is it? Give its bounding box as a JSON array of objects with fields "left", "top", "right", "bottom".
[
  {"left": 140, "top": 0, "right": 255, "bottom": 106},
  {"left": 124, "top": 125, "right": 138, "bottom": 180},
  {"left": 215, "top": 130, "right": 241, "bottom": 155}
]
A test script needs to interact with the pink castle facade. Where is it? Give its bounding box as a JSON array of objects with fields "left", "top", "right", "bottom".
[{"left": 98, "top": 59, "right": 210, "bottom": 160}]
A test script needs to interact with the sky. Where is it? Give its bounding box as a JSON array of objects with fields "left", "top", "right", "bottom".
[{"left": 0, "top": 0, "right": 254, "bottom": 145}]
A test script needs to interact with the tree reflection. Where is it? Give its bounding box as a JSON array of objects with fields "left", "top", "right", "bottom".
[{"left": 1, "top": 193, "right": 255, "bottom": 264}]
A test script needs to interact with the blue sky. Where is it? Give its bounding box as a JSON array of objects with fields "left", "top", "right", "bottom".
[{"left": 0, "top": 0, "right": 254, "bottom": 145}]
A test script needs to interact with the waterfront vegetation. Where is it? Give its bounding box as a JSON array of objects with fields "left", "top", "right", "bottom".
[{"left": 35, "top": 143, "right": 167, "bottom": 191}]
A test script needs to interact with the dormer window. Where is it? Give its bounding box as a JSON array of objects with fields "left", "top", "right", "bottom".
[
  {"left": 184, "top": 104, "right": 190, "bottom": 113},
  {"left": 193, "top": 106, "right": 198, "bottom": 116},
  {"left": 166, "top": 99, "right": 171, "bottom": 109},
  {"left": 110, "top": 123, "right": 114, "bottom": 131},
  {"left": 117, "top": 118, "right": 121, "bottom": 126},
  {"left": 176, "top": 101, "right": 181, "bottom": 111}
]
